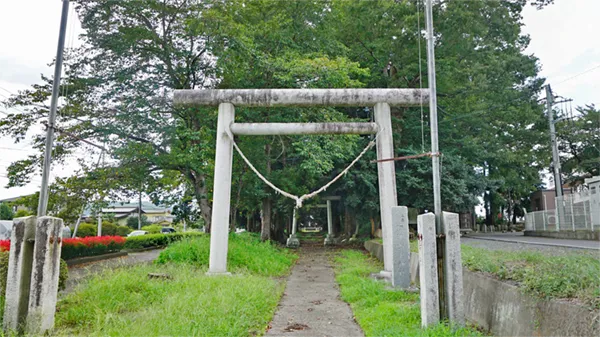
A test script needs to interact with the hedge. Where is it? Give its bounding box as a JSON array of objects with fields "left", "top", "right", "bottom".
[
  {"left": 141, "top": 224, "right": 163, "bottom": 234},
  {"left": 76, "top": 223, "right": 131, "bottom": 237},
  {"left": 124, "top": 232, "right": 204, "bottom": 250},
  {"left": 0, "top": 250, "right": 68, "bottom": 297},
  {"left": 61, "top": 236, "right": 126, "bottom": 260},
  {"left": 76, "top": 223, "right": 97, "bottom": 237}
]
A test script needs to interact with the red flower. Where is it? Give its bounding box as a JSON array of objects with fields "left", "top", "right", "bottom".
[{"left": 0, "top": 240, "right": 10, "bottom": 252}]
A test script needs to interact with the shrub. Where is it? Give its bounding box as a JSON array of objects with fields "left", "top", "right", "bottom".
[
  {"left": 76, "top": 223, "right": 97, "bottom": 237},
  {"left": 14, "top": 209, "right": 32, "bottom": 218},
  {"left": 124, "top": 232, "right": 204, "bottom": 250},
  {"left": 116, "top": 226, "right": 131, "bottom": 236},
  {"left": 0, "top": 203, "right": 13, "bottom": 220},
  {"left": 141, "top": 224, "right": 163, "bottom": 234},
  {"left": 100, "top": 222, "right": 118, "bottom": 236},
  {"left": 61, "top": 236, "right": 126, "bottom": 260},
  {"left": 126, "top": 215, "right": 150, "bottom": 229},
  {"left": 156, "top": 233, "right": 297, "bottom": 277}
]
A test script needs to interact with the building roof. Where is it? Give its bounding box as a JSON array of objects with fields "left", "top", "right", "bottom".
[
  {"left": 83, "top": 201, "right": 170, "bottom": 217},
  {"left": 584, "top": 176, "right": 600, "bottom": 185},
  {"left": 0, "top": 195, "right": 31, "bottom": 203}
]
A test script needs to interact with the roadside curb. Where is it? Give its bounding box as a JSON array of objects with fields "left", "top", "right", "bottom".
[
  {"left": 123, "top": 246, "right": 165, "bottom": 253},
  {"left": 65, "top": 251, "right": 128, "bottom": 267},
  {"left": 463, "top": 235, "right": 599, "bottom": 251}
]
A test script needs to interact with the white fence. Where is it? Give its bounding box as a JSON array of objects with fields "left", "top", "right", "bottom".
[{"left": 525, "top": 190, "right": 597, "bottom": 231}]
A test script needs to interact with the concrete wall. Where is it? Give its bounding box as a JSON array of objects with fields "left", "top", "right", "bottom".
[
  {"left": 525, "top": 230, "right": 600, "bottom": 241},
  {"left": 364, "top": 240, "right": 600, "bottom": 337}
]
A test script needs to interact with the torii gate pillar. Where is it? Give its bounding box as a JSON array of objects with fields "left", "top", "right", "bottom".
[
  {"left": 207, "top": 103, "right": 235, "bottom": 275},
  {"left": 374, "top": 102, "right": 398, "bottom": 273}
]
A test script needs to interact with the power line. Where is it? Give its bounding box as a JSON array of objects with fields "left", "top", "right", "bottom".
[
  {"left": 0, "top": 86, "right": 14, "bottom": 96},
  {"left": 0, "top": 146, "right": 33, "bottom": 152},
  {"left": 555, "top": 64, "right": 600, "bottom": 85}
]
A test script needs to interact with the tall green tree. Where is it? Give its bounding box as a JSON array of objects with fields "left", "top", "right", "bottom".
[
  {"left": 556, "top": 105, "right": 600, "bottom": 186},
  {"left": 1, "top": 0, "right": 554, "bottom": 237}
]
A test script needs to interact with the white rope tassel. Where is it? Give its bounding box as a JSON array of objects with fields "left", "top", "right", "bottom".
[{"left": 227, "top": 126, "right": 379, "bottom": 209}]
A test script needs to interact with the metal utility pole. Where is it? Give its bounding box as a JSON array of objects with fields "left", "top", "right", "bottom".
[
  {"left": 425, "top": 0, "right": 442, "bottom": 227},
  {"left": 425, "top": 0, "right": 447, "bottom": 320},
  {"left": 546, "top": 84, "right": 563, "bottom": 229},
  {"left": 37, "top": 0, "right": 70, "bottom": 216}
]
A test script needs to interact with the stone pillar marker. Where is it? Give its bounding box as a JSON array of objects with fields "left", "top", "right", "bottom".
[
  {"left": 324, "top": 200, "right": 336, "bottom": 245},
  {"left": 3, "top": 216, "right": 36, "bottom": 332},
  {"left": 97, "top": 214, "right": 102, "bottom": 237},
  {"left": 286, "top": 208, "right": 300, "bottom": 248},
  {"left": 3, "top": 216, "right": 65, "bottom": 334},
  {"left": 442, "top": 211, "right": 465, "bottom": 326},
  {"left": 26, "top": 217, "right": 64, "bottom": 334},
  {"left": 207, "top": 102, "right": 235, "bottom": 275},
  {"left": 374, "top": 102, "right": 398, "bottom": 273},
  {"left": 390, "top": 206, "right": 410, "bottom": 288},
  {"left": 417, "top": 213, "right": 440, "bottom": 327}
]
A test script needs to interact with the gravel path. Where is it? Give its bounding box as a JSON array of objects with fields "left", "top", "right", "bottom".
[
  {"left": 266, "top": 242, "right": 363, "bottom": 337},
  {"left": 61, "top": 249, "right": 163, "bottom": 296}
]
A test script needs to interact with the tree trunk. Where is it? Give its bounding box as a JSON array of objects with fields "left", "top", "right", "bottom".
[
  {"left": 138, "top": 186, "right": 142, "bottom": 230},
  {"left": 370, "top": 217, "right": 375, "bottom": 237},
  {"left": 261, "top": 199, "right": 272, "bottom": 241},
  {"left": 344, "top": 206, "right": 354, "bottom": 237},
  {"left": 260, "top": 143, "right": 272, "bottom": 241},
  {"left": 188, "top": 170, "right": 212, "bottom": 232},
  {"left": 230, "top": 168, "right": 246, "bottom": 232}
]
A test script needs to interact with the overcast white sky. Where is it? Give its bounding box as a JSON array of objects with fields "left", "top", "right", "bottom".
[{"left": 0, "top": 0, "right": 599, "bottom": 201}]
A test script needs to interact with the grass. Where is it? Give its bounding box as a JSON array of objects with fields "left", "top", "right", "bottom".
[
  {"left": 52, "top": 233, "right": 297, "bottom": 336},
  {"left": 156, "top": 232, "right": 297, "bottom": 277},
  {"left": 461, "top": 245, "right": 600, "bottom": 308},
  {"left": 333, "top": 250, "right": 483, "bottom": 337},
  {"left": 54, "top": 265, "right": 283, "bottom": 336}
]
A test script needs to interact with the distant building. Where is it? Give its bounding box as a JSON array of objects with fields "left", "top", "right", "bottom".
[
  {"left": 530, "top": 185, "right": 573, "bottom": 211},
  {"left": 84, "top": 201, "right": 174, "bottom": 226},
  {"left": 0, "top": 195, "right": 34, "bottom": 213},
  {"left": 584, "top": 176, "right": 600, "bottom": 228}
]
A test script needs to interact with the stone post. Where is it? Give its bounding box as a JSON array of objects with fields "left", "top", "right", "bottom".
[
  {"left": 286, "top": 208, "right": 300, "bottom": 248},
  {"left": 442, "top": 211, "right": 465, "bottom": 326},
  {"left": 25, "top": 217, "right": 64, "bottom": 334},
  {"left": 417, "top": 213, "right": 440, "bottom": 327},
  {"left": 208, "top": 103, "right": 235, "bottom": 275},
  {"left": 3, "top": 216, "right": 36, "bottom": 332},
  {"left": 97, "top": 213, "right": 102, "bottom": 237},
  {"left": 374, "top": 102, "right": 398, "bottom": 273},
  {"left": 324, "top": 200, "right": 336, "bottom": 245},
  {"left": 390, "top": 206, "right": 411, "bottom": 288}
]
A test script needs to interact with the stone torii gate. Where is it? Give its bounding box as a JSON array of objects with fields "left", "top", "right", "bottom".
[{"left": 174, "top": 88, "right": 429, "bottom": 275}]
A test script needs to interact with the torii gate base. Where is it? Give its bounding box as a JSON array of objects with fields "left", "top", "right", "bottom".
[{"left": 174, "top": 88, "right": 429, "bottom": 275}]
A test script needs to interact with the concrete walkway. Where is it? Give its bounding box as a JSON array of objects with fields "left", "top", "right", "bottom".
[
  {"left": 61, "top": 249, "right": 163, "bottom": 296},
  {"left": 464, "top": 232, "right": 599, "bottom": 250},
  {"left": 266, "top": 244, "right": 363, "bottom": 337}
]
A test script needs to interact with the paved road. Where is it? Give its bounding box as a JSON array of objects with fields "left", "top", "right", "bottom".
[
  {"left": 61, "top": 249, "right": 163, "bottom": 296},
  {"left": 462, "top": 232, "right": 599, "bottom": 256},
  {"left": 266, "top": 243, "right": 363, "bottom": 337}
]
